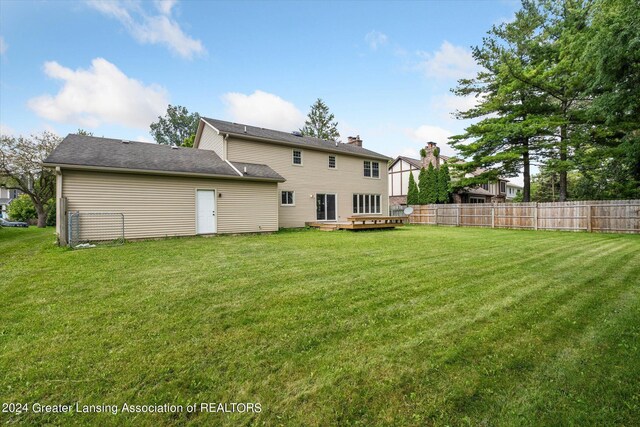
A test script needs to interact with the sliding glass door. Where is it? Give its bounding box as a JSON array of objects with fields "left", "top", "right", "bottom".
[{"left": 316, "top": 194, "right": 336, "bottom": 221}]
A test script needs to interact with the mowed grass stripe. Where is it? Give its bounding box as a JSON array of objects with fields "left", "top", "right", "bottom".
[{"left": 1, "top": 226, "right": 639, "bottom": 426}]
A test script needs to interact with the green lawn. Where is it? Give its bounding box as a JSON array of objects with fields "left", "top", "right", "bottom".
[{"left": 1, "top": 226, "right": 639, "bottom": 426}]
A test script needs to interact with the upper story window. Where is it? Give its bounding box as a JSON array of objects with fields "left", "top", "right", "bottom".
[
  {"left": 292, "top": 149, "right": 302, "bottom": 165},
  {"left": 328, "top": 155, "right": 336, "bottom": 169},
  {"left": 500, "top": 181, "right": 506, "bottom": 193},
  {"left": 281, "top": 191, "right": 295, "bottom": 206},
  {"left": 364, "top": 161, "right": 380, "bottom": 178},
  {"left": 481, "top": 183, "right": 489, "bottom": 191}
]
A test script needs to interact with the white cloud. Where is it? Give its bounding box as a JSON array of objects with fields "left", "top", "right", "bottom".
[
  {"left": 155, "top": 0, "right": 177, "bottom": 15},
  {"left": 28, "top": 58, "right": 168, "bottom": 129},
  {"left": 398, "top": 147, "right": 420, "bottom": 159},
  {"left": 221, "top": 90, "right": 305, "bottom": 132},
  {"left": 405, "top": 124, "right": 456, "bottom": 157},
  {"left": 417, "top": 41, "right": 478, "bottom": 80},
  {"left": 429, "top": 93, "right": 484, "bottom": 123},
  {"left": 0, "top": 36, "right": 7, "bottom": 55},
  {"left": 86, "top": 0, "right": 204, "bottom": 59},
  {"left": 365, "top": 30, "right": 388, "bottom": 50}
]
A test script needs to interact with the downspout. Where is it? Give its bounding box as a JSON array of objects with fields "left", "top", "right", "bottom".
[{"left": 55, "top": 167, "right": 66, "bottom": 245}]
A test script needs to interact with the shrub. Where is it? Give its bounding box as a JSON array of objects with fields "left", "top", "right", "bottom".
[
  {"left": 46, "top": 199, "right": 56, "bottom": 226},
  {"left": 7, "top": 194, "right": 36, "bottom": 222}
]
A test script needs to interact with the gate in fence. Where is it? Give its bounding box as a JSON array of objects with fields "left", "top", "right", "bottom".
[{"left": 67, "top": 212, "right": 125, "bottom": 248}]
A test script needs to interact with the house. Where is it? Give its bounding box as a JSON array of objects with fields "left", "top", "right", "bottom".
[
  {"left": 388, "top": 142, "right": 509, "bottom": 205},
  {"left": 388, "top": 142, "right": 450, "bottom": 206},
  {"left": 43, "top": 118, "right": 389, "bottom": 244},
  {"left": 506, "top": 182, "right": 523, "bottom": 201},
  {"left": 0, "top": 187, "right": 21, "bottom": 219},
  {"left": 452, "top": 168, "right": 508, "bottom": 203}
]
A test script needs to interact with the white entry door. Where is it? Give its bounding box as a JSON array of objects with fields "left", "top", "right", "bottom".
[{"left": 196, "top": 190, "right": 216, "bottom": 234}]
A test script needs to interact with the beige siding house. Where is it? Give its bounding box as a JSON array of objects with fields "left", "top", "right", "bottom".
[
  {"left": 196, "top": 119, "right": 389, "bottom": 228},
  {"left": 44, "top": 118, "right": 389, "bottom": 244}
]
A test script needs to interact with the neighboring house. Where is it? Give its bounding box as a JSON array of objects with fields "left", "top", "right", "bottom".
[
  {"left": 0, "top": 187, "right": 21, "bottom": 219},
  {"left": 388, "top": 142, "right": 450, "bottom": 206},
  {"left": 452, "top": 168, "right": 508, "bottom": 204},
  {"left": 43, "top": 118, "right": 389, "bottom": 243},
  {"left": 506, "top": 182, "right": 523, "bottom": 201},
  {"left": 388, "top": 142, "right": 509, "bottom": 205}
]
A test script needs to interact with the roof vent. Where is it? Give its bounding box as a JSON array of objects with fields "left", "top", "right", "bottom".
[
  {"left": 243, "top": 126, "right": 247, "bottom": 133},
  {"left": 291, "top": 131, "right": 303, "bottom": 137},
  {"left": 121, "top": 140, "right": 129, "bottom": 144},
  {"left": 170, "top": 143, "right": 179, "bottom": 149},
  {"left": 243, "top": 166, "right": 248, "bottom": 174}
]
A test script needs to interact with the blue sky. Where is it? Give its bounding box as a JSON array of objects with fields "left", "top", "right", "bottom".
[{"left": 0, "top": 0, "right": 520, "bottom": 167}]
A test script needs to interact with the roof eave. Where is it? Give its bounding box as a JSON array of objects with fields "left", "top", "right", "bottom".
[{"left": 42, "top": 162, "right": 285, "bottom": 183}]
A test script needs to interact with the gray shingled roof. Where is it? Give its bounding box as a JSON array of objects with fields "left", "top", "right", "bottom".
[
  {"left": 202, "top": 117, "right": 391, "bottom": 161},
  {"left": 43, "top": 134, "right": 285, "bottom": 182}
]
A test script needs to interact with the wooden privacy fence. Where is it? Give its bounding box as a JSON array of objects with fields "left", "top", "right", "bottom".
[{"left": 407, "top": 200, "right": 640, "bottom": 234}]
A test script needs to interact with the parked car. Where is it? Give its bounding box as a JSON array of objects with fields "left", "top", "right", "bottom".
[{"left": 0, "top": 218, "right": 28, "bottom": 227}]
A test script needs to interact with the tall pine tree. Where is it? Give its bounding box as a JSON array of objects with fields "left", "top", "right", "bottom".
[
  {"left": 450, "top": 1, "right": 552, "bottom": 202},
  {"left": 300, "top": 98, "right": 340, "bottom": 141}
]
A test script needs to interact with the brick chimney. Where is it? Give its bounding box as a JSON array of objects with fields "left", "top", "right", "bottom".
[
  {"left": 421, "top": 141, "right": 440, "bottom": 169},
  {"left": 347, "top": 135, "right": 362, "bottom": 147}
]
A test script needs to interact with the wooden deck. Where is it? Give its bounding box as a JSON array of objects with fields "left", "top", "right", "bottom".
[{"left": 306, "top": 216, "right": 407, "bottom": 231}]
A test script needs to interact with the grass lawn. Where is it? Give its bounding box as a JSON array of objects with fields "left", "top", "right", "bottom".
[{"left": 1, "top": 226, "right": 639, "bottom": 426}]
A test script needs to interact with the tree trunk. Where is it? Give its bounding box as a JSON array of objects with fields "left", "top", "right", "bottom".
[
  {"left": 522, "top": 137, "right": 531, "bottom": 202},
  {"left": 35, "top": 202, "right": 47, "bottom": 228},
  {"left": 559, "top": 123, "right": 568, "bottom": 202}
]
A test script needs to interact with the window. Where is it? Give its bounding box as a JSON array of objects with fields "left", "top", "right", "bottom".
[
  {"left": 364, "top": 161, "right": 379, "bottom": 178},
  {"left": 470, "top": 197, "right": 485, "bottom": 203},
  {"left": 328, "top": 155, "right": 336, "bottom": 169},
  {"left": 481, "top": 183, "right": 489, "bottom": 191},
  {"left": 281, "top": 191, "right": 295, "bottom": 206},
  {"left": 292, "top": 149, "right": 302, "bottom": 165},
  {"left": 500, "top": 181, "right": 506, "bottom": 193},
  {"left": 353, "top": 194, "right": 381, "bottom": 214}
]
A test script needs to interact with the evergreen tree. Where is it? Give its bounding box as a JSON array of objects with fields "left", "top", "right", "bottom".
[
  {"left": 407, "top": 172, "right": 419, "bottom": 205},
  {"left": 437, "top": 163, "right": 451, "bottom": 203},
  {"left": 418, "top": 167, "right": 428, "bottom": 204},
  {"left": 450, "top": 1, "right": 552, "bottom": 202},
  {"left": 425, "top": 163, "right": 439, "bottom": 204},
  {"left": 300, "top": 98, "right": 340, "bottom": 141},
  {"left": 503, "top": 1, "right": 592, "bottom": 201}
]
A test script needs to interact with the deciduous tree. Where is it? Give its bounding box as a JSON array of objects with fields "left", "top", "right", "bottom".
[
  {"left": 0, "top": 132, "right": 60, "bottom": 227},
  {"left": 150, "top": 105, "right": 200, "bottom": 147}
]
